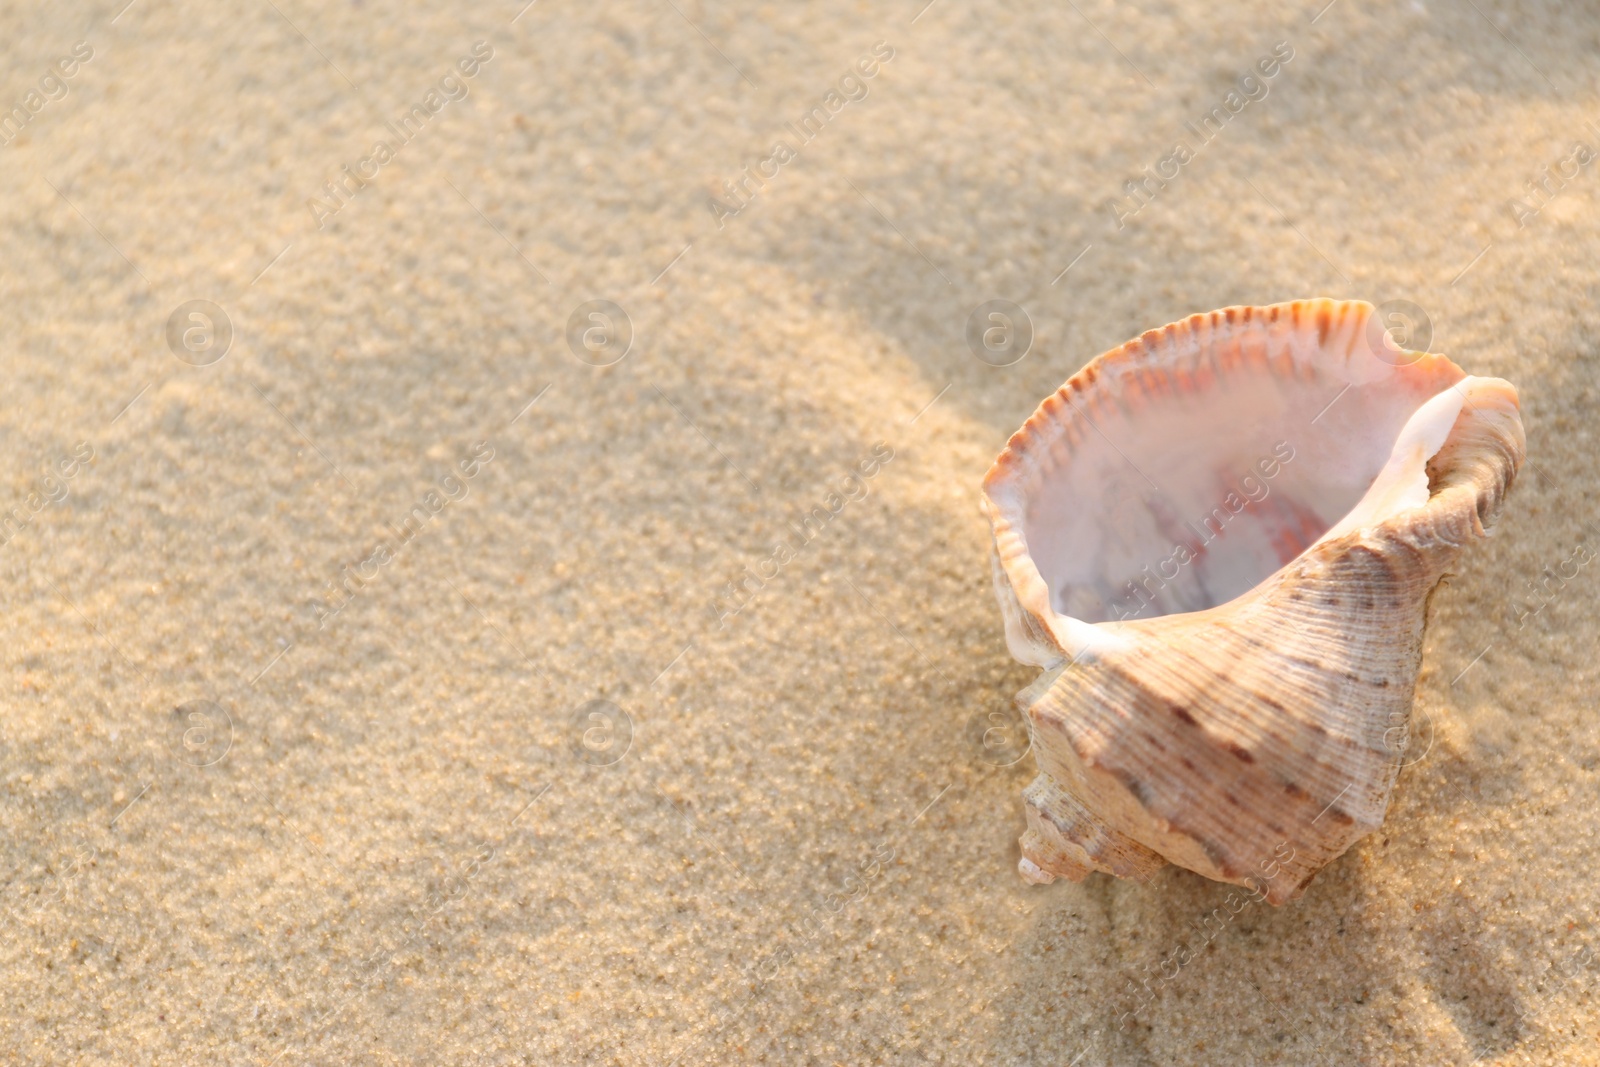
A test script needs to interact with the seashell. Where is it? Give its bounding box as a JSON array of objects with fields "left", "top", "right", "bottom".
[{"left": 980, "top": 299, "right": 1524, "bottom": 904}]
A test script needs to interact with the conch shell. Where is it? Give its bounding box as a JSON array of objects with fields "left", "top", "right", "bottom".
[{"left": 980, "top": 299, "right": 1523, "bottom": 904}]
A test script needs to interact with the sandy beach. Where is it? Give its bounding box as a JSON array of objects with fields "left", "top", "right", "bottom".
[{"left": 1, "top": 0, "right": 1596, "bottom": 1063}]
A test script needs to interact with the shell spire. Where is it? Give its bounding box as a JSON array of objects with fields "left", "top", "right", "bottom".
[{"left": 981, "top": 299, "right": 1523, "bottom": 904}]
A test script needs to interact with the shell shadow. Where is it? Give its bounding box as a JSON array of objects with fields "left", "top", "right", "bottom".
[
  {"left": 959, "top": 729, "right": 1548, "bottom": 1065},
  {"left": 969, "top": 853, "right": 1394, "bottom": 1065}
]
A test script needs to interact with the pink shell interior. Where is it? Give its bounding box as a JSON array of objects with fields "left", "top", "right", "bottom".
[{"left": 986, "top": 301, "right": 1466, "bottom": 631}]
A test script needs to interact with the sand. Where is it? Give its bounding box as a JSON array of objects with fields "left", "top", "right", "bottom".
[{"left": 1, "top": 0, "right": 1597, "bottom": 1063}]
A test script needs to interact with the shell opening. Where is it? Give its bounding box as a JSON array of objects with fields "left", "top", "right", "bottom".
[{"left": 1006, "top": 308, "right": 1469, "bottom": 627}]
